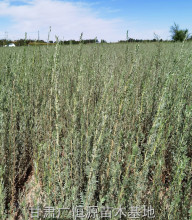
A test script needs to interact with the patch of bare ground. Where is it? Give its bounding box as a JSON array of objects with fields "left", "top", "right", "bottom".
[{"left": 10, "top": 170, "right": 47, "bottom": 220}]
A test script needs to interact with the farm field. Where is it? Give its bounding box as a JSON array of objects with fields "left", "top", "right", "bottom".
[{"left": 0, "top": 42, "right": 191, "bottom": 219}]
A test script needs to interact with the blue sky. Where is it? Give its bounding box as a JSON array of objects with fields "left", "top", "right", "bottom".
[{"left": 0, "top": 0, "right": 192, "bottom": 42}]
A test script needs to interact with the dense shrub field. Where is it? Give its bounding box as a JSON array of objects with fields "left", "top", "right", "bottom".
[{"left": 0, "top": 42, "right": 191, "bottom": 219}]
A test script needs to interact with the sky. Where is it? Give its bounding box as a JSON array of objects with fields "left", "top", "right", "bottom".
[{"left": 0, "top": 0, "right": 192, "bottom": 42}]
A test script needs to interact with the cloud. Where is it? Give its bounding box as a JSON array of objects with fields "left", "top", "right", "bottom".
[{"left": 0, "top": 0, "right": 127, "bottom": 42}]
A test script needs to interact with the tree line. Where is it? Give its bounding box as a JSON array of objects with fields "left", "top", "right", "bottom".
[
  {"left": 0, "top": 38, "right": 178, "bottom": 47},
  {"left": 0, "top": 38, "right": 101, "bottom": 47},
  {"left": 0, "top": 23, "right": 191, "bottom": 46}
]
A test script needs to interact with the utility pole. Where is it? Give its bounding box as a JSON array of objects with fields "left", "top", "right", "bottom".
[
  {"left": 5, "top": 31, "right": 8, "bottom": 40},
  {"left": 4, "top": 32, "right": 8, "bottom": 46}
]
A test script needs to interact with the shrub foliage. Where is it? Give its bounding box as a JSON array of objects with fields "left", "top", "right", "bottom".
[{"left": 0, "top": 42, "right": 191, "bottom": 219}]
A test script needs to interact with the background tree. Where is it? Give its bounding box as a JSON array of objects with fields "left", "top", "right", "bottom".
[
  {"left": 101, "top": 39, "right": 107, "bottom": 43},
  {"left": 170, "top": 23, "right": 189, "bottom": 42}
]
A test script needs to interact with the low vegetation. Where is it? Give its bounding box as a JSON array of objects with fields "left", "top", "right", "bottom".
[{"left": 0, "top": 41, "right": 191, "bottom": 219}]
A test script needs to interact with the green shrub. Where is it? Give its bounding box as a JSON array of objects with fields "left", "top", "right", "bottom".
[{"left": 0, "top": 41, "right": 191, "bottom": 219}]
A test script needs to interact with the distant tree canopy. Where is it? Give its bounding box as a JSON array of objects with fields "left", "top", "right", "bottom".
[
  {"left": 0, "top": 38, "right": 100, "bottom": 47},
  {"left": 118, "top": 38, "right": 163, "bottom": 43},
  {"left": 59, "top": 39, "right": 99, "bottom": 45},
  {"left": 2, "top": 27, "right": 192, "bottom": 47},
  {"left": 101, "top": 39, "right": 107, "bottom": 43},
  {"left": 170, "top": 23, "right": 189, "bottom": 42}
]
